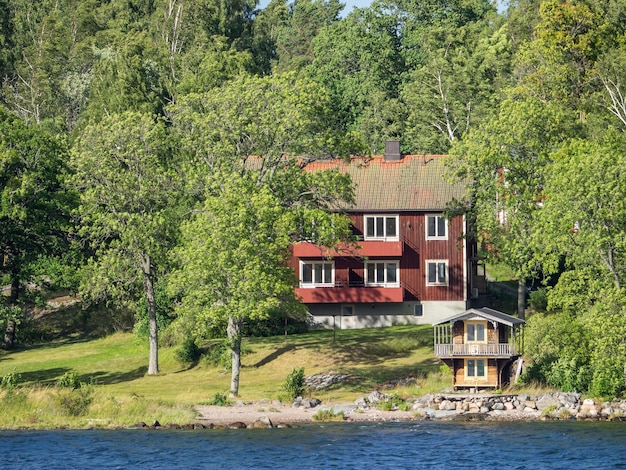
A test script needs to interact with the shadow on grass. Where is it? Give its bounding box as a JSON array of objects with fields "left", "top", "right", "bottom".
[
  {"left": 320, "top": 357, "right": 442, "bottom": 394},
  {"left": 18, "top": 367, "right": 72, "bottom": 386},
  {"left": 88, "top": 366, "right": 148, "bottom": 385},
  {"left": 251, "top": 344, "right": 296, "bottom": 368}
]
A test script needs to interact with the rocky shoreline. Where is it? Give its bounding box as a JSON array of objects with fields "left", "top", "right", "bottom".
[{"left": 130, "top": 392, "right": 626, "bottom": 430}]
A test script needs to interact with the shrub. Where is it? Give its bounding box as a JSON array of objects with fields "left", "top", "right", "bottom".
[
  {"left": 206, "top": 392, "right": 230, "bottom": 406},
  {"left": 176, "top": 338, "right": 201, "bottom": 365},
  {"left": 378, "top": 393, "right": 409, "bottom": 412},
  {"left": 528, "top": 287, "right": 549, "bottom": 311},
  {"left": 284, "top": 367, "right": 305, "bottom": 400},
  {"left": 1, "top": 369, "right": 21, "bottom": 390},
  {"left": 312, "top": 408, "right": 344, "bottom": 422},
  {"left": 54, "top": 386, "right": 93, "bottom": 416},
  {"left": 56, "top": 371, "right": 82, "bottom": 389}
]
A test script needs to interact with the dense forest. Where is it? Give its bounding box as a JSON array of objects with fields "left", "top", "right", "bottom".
[{"left": 0, "top": 0, "right": 625, "bottom": 397}]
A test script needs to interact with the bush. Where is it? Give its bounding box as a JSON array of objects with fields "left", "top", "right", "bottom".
[
  {"left": 176, "top": 338, "right": 201, "bottom": 365},
  {"left": 284, "top": 367, "right": 305, "bottom": 400},
  {"left": 54, "top": 386, "right": 93, "bottom": 416},
  {"left": 56, "top": 371, "right": 82, "bottom": 389},
  {"left": 312, "top": 408, "right": 344, "bottom": 422},
  {"left": 206, "top": 392, "right": 230, "bottom": 406},
  {"left": 528, "top": 287, "right": 549, "bottom": 311},
  {"left": 206, "top": 340, "right": 232, "bottom": 369},
  {"left": 1, "top": 369, "right": 21, "bottom": 390}
]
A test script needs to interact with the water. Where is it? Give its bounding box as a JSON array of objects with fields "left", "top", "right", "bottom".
[{"left": 2, "top": 421, "right": 626, "bottom": 469}]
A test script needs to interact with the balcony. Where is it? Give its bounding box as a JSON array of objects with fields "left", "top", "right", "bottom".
[
  {"left": 293, "top": 240, "right": 403, "bottom": 258},
  {"left": 296, "top": 283, "right": 404, "bottom": 304},
  {"left": 434, "top": 343, "right": 519, "bottom": 358}
]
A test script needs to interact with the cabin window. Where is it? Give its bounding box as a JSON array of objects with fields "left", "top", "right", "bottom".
[
  {"left": 426, "top": 260, "right": 448, "bottom": 285},
  {"left": 426, "top": 215, "right": 447, "bottom": 239},
  {"left": 364, "top": 215, "right": 399, "bottom": 240},
  {"left": 466, "top": 359, "right": 486, "bottom": 378},
  {"left": 300, "top": 261, "right": 334, "bottom": 287},
  {"left": 365, "top": 261, "right": 399, "bottom": 287},
  {"left": 465, "top": 321, "right": 486, "bottom": 343}
]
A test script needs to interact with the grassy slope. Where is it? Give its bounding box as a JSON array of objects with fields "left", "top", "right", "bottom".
[
  {"left": 0, "top": 325, "right": 452, "bottom": 428},
  {"left": 0, "top": 325, "right": 447, "bottom": 408}
]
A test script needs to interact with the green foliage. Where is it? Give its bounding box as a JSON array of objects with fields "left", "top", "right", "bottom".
[
  {"left": 528, "top": 287, "right": 549, "bottom": 312},
  {"left": 1, "top": 369, "right": 21, "bottom": 390},
  {"left": 312, "top": 408, "right": 345, "bottom": 422},
  {"left": 206, "top": 340, "right": 233, "bottom": 370},
  {"left": 284, "top": 367, "right": 306, "bottom": 400},
  {"left": 53, "top": 386, "right": 93, "bottom": 417},
  {"left": 175, "top": 338, "right": 202, "bottom": 365},
  {"left": 378, "top": 393, "right": 410, "bottom": 412},
  {"left": 56, "top": 371, "right": 82, "bottom": 389},
  {"left": 523, "top": 311, "right": 592, "bottom": 392},
  {"left": 205, "top": 392, "right": 230, "bottom": 407}
]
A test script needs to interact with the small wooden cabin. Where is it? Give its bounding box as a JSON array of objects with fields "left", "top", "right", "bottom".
[{"left": 433, "top": 307, "right": 525, "bottom": 390}]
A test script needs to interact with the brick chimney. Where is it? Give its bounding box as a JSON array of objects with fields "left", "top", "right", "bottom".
[{"left": 384, "top": 140, "right": 401, "bottom": 161}]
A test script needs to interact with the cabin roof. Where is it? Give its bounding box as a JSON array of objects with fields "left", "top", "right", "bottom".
[
  {"left": 304, "top": 155, "right": 466, "bottom": 211},
  {"left": 432, "top": 307, "right": 526, "bottom": 327}
]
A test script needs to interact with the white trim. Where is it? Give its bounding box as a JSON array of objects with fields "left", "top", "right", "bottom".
[
  {"left": 426, "top": 259, "right": 448, "bottom": 286},
  {"left": 363, "top": 214, "right": 399, "bottom": 241},
  {"left": 425, "top": 214, "right": 448, "bottom": 240},
  {"left": 364, "top": 260, "right": 400, "bottom": 287},
  {"left": 299, "top": 260, "right": 334, "bottom": 287}
]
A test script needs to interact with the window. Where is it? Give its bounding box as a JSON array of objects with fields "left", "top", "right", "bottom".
[
  {"left": 426, "top": 260, "right": 448, "bottom": 285},
  {"left": 365, "top": 261, "right": 399, "bottom": 287},
  {"left": 466, "top": 359, "right": 486, "bottom": 378},
  {"left": 341, "top": 305, "right": 354, "bottom": 316},
  {"left": 414, "top": 304, "right": 423, "bottom": 317},
  {"left": 364, "top": 215, "right": 399, "bottom": 240},
  {"left": 466, "top": 321, "right": 486, "bottom": 342},
  {"left": 300, "top": 261, "right": 334, "bottom": 287},
  {"left": 426, "top": 215, "right": 447, "bottom": 239}
]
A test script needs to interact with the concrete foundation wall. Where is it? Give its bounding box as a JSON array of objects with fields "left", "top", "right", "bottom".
[{"left": 307, "top": 301, "right": 467, "bottom": 329}]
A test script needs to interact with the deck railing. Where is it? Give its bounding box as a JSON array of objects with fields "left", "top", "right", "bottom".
[{"left": 434, "top": 343, "right": 517, "bottom": 357}]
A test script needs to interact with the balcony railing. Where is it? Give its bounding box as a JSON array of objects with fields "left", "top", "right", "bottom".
[{"left": 434, "top": 343, "right": 518, "bottom": 357}]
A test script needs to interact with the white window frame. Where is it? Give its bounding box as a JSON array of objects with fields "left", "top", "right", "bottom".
[
  {"left": 465, "top": 321, "right": 487, "bottom": 343},
  {"left": 363, "top": 215, "right": 399, "bottom": 241},
  {"left": 426, "top": 214, "right": 448, "bottom": 240},
  {"left": 426, "top": 260, "right": 448, "bottom": 286},
  {"left": 465, "top": 358, "right": 487, "bottom": 379},
  {"left": 364, "top": 260, "right": 400, "bottom": 287},
  {"left": 300, "top": 261, "right": 334, "bottom": 287}
]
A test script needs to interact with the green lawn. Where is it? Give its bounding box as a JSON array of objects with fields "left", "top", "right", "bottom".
[{"left": 0, "top": 325, "right": 449, "bottom": 428}]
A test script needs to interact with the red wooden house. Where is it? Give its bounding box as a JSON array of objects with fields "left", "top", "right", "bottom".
[{"left": 291, "top": 142, "right": 486, "bottom": 329}]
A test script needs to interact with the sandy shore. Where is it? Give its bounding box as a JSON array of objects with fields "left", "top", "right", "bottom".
[{"left": 194, "top": 401, "right": 416, "bottom": 426}]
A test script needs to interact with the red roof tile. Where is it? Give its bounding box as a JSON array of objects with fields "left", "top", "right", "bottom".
[{"left": 305, "top": 155, "right": 465, "bottom": 211}]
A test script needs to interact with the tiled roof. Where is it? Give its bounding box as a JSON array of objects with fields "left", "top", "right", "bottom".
[{"left": 305, "top": 155, "right": 466, "bottom": 211}]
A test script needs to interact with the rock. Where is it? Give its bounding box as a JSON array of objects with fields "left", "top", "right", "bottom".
[
  {"left": 152, "top": 420, "right": 161, "bottom": 428},
  {"left": 247, "top": 417, "right": 273, "bottom": 429},
  {"left": 439, "top": 400, "right": 456, "bottom": 411},
  {"left": 368, "top": 391, "right": 385, "bottom": 403},
  {"left": 131, "top": 422, "right": 147, "bottom": 428},
  {"left": 536, "top": 394, "right": 560, "bottom": 412},
  {"left": 583, "top": 398, "right": 595, "bottom": 406},
  {"left": 354, "top": 396, "right": 369, "bottom": 407},
  {"left": 225, "top": 422, "right": 247, "bottom": 429}
]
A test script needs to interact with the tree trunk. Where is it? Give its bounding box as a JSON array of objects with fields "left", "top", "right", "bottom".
[
  {"left": 517, "top": 277, "right": 526, "bottom": 320},
  {"left": 228, "top": 315, "right": 242, "bottom": 397},
  {"left": 2, "top": 269, "right": 20, "bottom": 350},
  {"left": 141, "top": 254, "right": 159, "bottom": 375}
]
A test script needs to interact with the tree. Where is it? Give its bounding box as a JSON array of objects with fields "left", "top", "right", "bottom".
[
  {"left": 170, "top": 170, "right": 353, "bottom": 397},
  {"left": 0, "top": 106, "right": 73, "bottom": 348},
  {"left": 70, "top": 111, "right": 180, "bottom": 375},
  {"left": 307, "top": 4, "right": 405, "bottom": 153},
  {"left": 167, "top": 72, "right": 355, "bottom": 395},
  {"left": 448, "top": 98, "right": 574, "bottom": 318}
]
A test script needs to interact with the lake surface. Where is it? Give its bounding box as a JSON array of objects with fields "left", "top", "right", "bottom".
[{"left": 2, "top": 421, "right": 626, "bottom": 469}]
